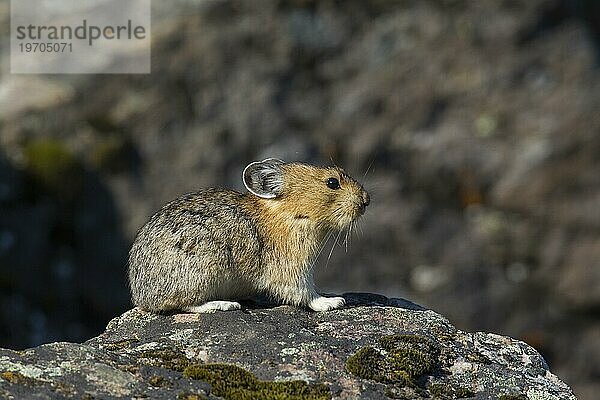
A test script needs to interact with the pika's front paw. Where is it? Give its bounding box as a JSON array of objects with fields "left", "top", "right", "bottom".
[{"left": 309, "top": 296, "right": 346, "bottom": 312}]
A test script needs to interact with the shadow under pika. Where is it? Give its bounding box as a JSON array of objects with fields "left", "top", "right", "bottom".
[{"left": 157, "top": 292, "right": 427, "bottom": 315}]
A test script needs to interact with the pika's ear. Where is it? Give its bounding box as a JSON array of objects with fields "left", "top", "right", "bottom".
[{"left": 243, "top": 158, "right": 285, "bottom": 199}]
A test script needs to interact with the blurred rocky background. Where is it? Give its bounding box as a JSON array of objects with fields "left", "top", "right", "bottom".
[{"left": 0, "top": 0, "right": 599, "bottom": 397}]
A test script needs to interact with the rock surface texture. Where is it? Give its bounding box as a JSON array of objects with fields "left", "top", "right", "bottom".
[{"left": 0, "top": 294, "right": 575, "bottom": 399}]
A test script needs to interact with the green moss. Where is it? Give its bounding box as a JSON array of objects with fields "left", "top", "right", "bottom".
[
  {"left": 1, "top": 371, "right": 36, "bottom": 386},
  {"left": 429, "top": 383, "right": 475, "bottom": 399},
  {"left": 23, "top": 138, "right": 82, "bottom": 199},
  {"left": 345, "top": 347, "right": 387, "bottom": 382},
  {"left": 183, "top": 363, "right": 331, "bottom": 400},
  {"left": 139, "top": 348, "right": 192, "bottom": 372},
  {"left": 345, "top": 334, "right": 439, "bottom": 388}
]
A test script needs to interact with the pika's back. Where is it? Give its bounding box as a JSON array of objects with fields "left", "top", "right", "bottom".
[{"left": 142, "top": 189, "right": 253, "bottom": 235}]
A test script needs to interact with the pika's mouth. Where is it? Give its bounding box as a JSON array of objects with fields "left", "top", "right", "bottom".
[
  {"left": 331, "top": 197, "right": 369, "bottom": 229},
  {"left": 356, "top": 194, "right": 369, "bottom": 216},
  {"left": 358, "top": 203, "right": 367, "bottom": 216},
  {"left": 340, "top": 204, "right": 366, "bottom": 226}
]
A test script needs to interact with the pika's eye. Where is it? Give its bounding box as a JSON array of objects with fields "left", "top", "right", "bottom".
[{"left": 326, "top": 177, "right": 340, "bottom": 190}]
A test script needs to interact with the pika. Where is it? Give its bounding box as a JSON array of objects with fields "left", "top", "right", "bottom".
[{"left": 128, "top": 158, "right": 369, "bottom": 313}]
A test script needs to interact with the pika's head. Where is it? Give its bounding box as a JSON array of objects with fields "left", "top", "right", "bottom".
[{"left": 243, "top": 158, "right": 370, "bottom": 230}]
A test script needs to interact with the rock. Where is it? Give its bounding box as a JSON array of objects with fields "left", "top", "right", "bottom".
[{"left": 0, "top": 293, "right": 575, "bottom": 399}]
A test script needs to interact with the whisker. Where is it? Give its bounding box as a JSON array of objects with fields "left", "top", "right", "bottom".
[
  {"left": 363, "top": 157, "right": 375, "bottom": 180},
  {"left": 325, "top": 229, "right": 343, "bottom": 269},
  {"left": 357, "top": 219, "right": 364, "bottom": 236},
  {"left": 310, "top": 230, "right": 333, "bottom": 271},
  {"left": 344, "top": 226, "right": 349, "bottom": 252}
]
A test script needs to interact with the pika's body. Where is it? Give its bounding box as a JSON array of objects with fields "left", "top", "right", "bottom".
[{"left": 128, "top": 159, "right": 369, "bottom": 313}]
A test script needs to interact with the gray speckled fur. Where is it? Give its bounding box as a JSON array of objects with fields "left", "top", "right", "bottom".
[{"left": 128, "top": 189, "right": 262, "bottom": 311}]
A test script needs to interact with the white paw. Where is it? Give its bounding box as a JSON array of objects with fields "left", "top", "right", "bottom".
[
  {"left": 185, "top": 301, "right": 242, "bottom": 313},
  {"left": 309, "top": 296, "right": 346, "bottom": 312}
]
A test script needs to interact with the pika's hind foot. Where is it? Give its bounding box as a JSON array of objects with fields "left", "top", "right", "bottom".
[
  {"left": 309, "top": 296, "right": 345, "bottom": 312},
  {"left": 184, "top": 301, "right": 242, "bottom": 313}
]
